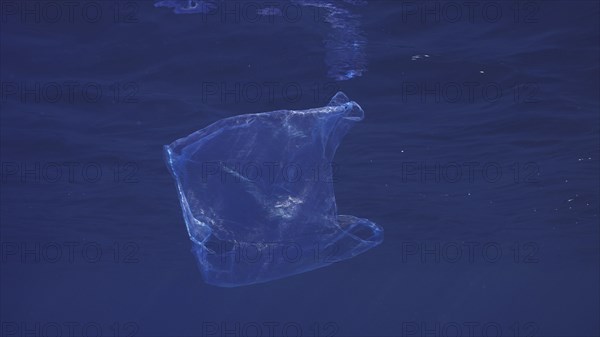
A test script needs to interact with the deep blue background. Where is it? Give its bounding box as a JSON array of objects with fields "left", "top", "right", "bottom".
[{"left": 1, "top": 1, "right": 599, "bottom": 336}]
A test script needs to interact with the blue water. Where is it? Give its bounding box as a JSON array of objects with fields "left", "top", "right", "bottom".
[{"left": 1, "top": 1, "right": 599, "bottom": 336}]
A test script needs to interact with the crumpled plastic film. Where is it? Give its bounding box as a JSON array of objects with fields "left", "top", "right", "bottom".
[{"left": 164, "top": 92, "right": 383, "bottom": 287}]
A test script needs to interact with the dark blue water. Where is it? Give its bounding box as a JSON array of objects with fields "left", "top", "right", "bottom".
[{"left": 1, "top": 1, "right": 599, "bottom": 336}]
